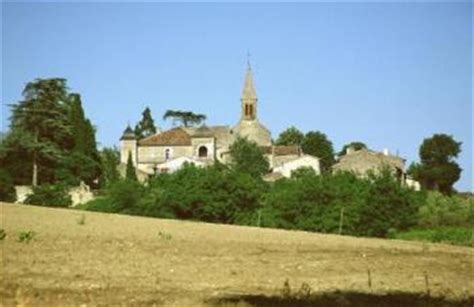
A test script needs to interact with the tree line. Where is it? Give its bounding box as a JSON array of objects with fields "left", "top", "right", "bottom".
[{"left": 0, "top": 77, "right": 466, "bottom": 240}]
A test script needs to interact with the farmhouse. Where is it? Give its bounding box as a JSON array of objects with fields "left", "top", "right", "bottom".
[
  {"left": 333, "top": 146, "right": 420, "bottom": 190},
  {"left": 119, "top": 63, "right": 320, "bottom": 179}
]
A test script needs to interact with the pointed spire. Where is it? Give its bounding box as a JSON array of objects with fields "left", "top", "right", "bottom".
[{"left": 241, "top": 59, "right": 257, "bottom": 100}]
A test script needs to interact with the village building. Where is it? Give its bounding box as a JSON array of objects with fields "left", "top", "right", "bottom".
[
  {"left": 119, "top": 63, "right": 320, "bottom": 179},
  {"left": 332, "top": 147, "right": 420, "bottom": 190}
]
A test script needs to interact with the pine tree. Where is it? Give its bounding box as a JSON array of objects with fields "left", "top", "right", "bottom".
[
  {"left": 125, "top": 151, "right": 138, "bottom": 181},
  {"left": 7, "top": 78, "right": 71, "bottom": 185},
  {"left": 135, "top": 107, "right": 157, "bottom": 138}
]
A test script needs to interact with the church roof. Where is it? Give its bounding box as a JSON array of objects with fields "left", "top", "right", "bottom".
[
  {"left": 192, "top": 125, "right": 214, "bottom": 138},
  {"left": 138, "top": 127, "right": 191, "bottom": 146},
  {"left": 241, "top": 63, "right": 257, "bottom": 100}
]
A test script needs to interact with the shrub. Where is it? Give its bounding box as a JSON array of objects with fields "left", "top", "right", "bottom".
[
  {"left": 0, "top": 229, "right": 6, "bottom": 240},
  {"left": 355, "top": 169, "right": 425, "bottom": 237},
  {"left": 264, "top": 171, "right": 367, "bottom": 233},
  {"left": 25, "top": 184, "right": 72, "bottom": 207},
  {"left": 107, "top": 179, "right": 144, "bottom": 213},
  {"left": 264, "top": 169, "right": 424, "bottom": 238},
  {"left": 0, "top": 169, "right": 16, "bottom": 202},
  {"left": 418, "top": 192, "right": 474, "bottom": 228},
  {"left": 80, "top": 197, "right": 117, "bottom": 213},
  {"left": 140, "top": 164, "right": 267, "bottom": 225},
  {"left": 18, "top": 230, "right": 36, "bottom": 243},
  {"left": 395, "top": 227, "right": 473, "bottom": 247},
  {"left": 80, "top": 179, "right": 144, "bottom": 215}
]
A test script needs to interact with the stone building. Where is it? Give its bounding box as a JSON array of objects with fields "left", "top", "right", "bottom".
[
  {"left": 332, "top": 146, "right": 420, "bottom": 190},
  {"left": 119, "top": 63, "right": 320, "bottom": 178},
  {"left": 333, "top": 147, "right": 405, "bottom": 179}
]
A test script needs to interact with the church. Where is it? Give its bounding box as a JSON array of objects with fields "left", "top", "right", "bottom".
[{"left": 119, "top": 63, "right": 321, "bottom": 180}]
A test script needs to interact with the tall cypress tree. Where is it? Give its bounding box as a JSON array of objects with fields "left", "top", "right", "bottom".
[
  {"left": 135, "top": 107, "right": 157, "bottom": 139},
  {"left": 60, "top": 94, "right": 101, "bottom": 186},
  {"left": 125, "top": 152, "right": 138, "bottom": 181}
]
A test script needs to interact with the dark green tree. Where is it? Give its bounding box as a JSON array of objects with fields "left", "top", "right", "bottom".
[
  {"left": 141, "top": 163, "right": 266, "bottom": 224},
  {"left": 163, "top": 110, "right": 206, "bottom": 127},
  {"left": 7, "top": 78, "right": 71, "bottom": 185},
  {"left": 356, "top": 169, "right": 423, "bottom": 237},
  {"left": 3, "top": 79, "right": 101, "bottom": 187},
  {"left": 61, "top": 94, "right": 101, "bottom": 186},
  {"left": 134, "top": 107, "right": 157, "bottom": 139},
  {"left": 25, "top": 184, "right": 72, "bottom": 207},
  {"left": 0, "top": 168, "right": 17, "bottom": 202},
  {"left": 229, "top": 137, "right": 269, "bottom": 178},
  {"left": 125, "top": 152, "right": 138, "bottom": 181},
  {"left": 409, "top": 134, "right": 462, "bottom": 195},
  {"left": 100, "top": 146, "right": 121, "bottom": 187},
  {"left": 275, "top": 126, "right": 304, "bottom": 146},
  {"left": 301, "top": 131, "right": 335, "bottom": 173},
  {"left": 339, "top": 141, "right": 368, "bottom": 156}
]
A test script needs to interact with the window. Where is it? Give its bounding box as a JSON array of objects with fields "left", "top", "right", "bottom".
[
  {"left": 165, "top": 148, "right": 171, "bottom": 160},
  {"left": 245, "top": 104, "right": 249, "bottom": 116},
  {"left": 198, "top": 146, "right": 208, "bottom": 158},
  {"left": 249, "top": 105, "right": 253, "bottom": 117}
]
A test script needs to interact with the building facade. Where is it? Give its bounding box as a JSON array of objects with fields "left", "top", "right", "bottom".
[{"left": 120, "top": 63, "right": 320, "bottom": 178}]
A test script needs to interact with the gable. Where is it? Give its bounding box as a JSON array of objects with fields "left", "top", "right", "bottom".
[{"left": 138, "top": 128, "right": 192, "bottom": 146}]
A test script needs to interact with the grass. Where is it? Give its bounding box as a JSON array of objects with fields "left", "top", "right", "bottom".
[
  {"left": 158, "top": 230, "right": 172, "bottom": 241},
  {"left": 17, "top": 230, "right": 36, "bottom": 243},
  {"left": 77, "top": 214, "right": 86, "bottom": 225},
  {"left": 394, "top": 227, "right": 473, "bottom": 247}
]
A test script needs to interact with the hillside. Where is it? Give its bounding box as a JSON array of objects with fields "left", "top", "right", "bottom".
[{"left": 1, "top": 203, "right": 473, "bottom": 306}]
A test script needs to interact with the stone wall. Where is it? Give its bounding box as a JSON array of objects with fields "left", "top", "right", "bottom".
[
  {"left": 14, "top": 183, "right": 95, "bottom": 207},
  {"left": 137, "top": 145, "right": 194, "bottom": 164}
]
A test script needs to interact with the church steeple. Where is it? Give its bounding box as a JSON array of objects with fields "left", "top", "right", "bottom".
[{"left": 241, "top": 61, "right": 257, "bottom": 120}]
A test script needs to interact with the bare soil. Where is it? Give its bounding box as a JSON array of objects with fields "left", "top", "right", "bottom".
[{"left": 1, "top": 203, "right": 473, "bottom": 306}]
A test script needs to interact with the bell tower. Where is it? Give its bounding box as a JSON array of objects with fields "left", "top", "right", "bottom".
[{"left": 241, "top": 61, "right": 257, "bottom": 121}]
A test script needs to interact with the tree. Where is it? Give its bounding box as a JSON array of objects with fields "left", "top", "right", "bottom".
[
  {"left": 100, "top": 147, "right": 120, "bottom": 187},
  {"left": 275, "top": 127, "right": 304, "bottom": 146},
  {"left": 339, "top": 141, "right": 368, "bottom": 156},
  {"left": 163, "top": 110, "right": 206, "bottom": 127},
  {"left": 0, "top": 168, "right": 16, "bottom": 202},
  {"left": 141, "top": 163, "right": 267, "bottom": 224},
  {"left": 356, "top": 169, "right": 423, "bottom": 237},
  {"left": 3, "top": 79, "right": 101, "bottom": 187},
  {"left": 134, "top": 107, "right": 157, "bottom": 138},
  {"left": 125, "top": 152, "right": 138, "bottom": 181},
  {"left": 61, "top": 94, "right": 101, "bottom": 186},
  {"left": 7, "top": 78, "right": 71, "bottom": 185},
  {"left": 409, "top": 134, "right": 462, "bottom": 195},
  {"left": 301, "top": 131, "right": 335, "bottom": 173},
  {"left": 229, "top": 137, "right": 269, "bottom": 178}
]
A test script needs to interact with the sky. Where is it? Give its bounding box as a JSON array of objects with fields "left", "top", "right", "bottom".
[{"left": 1, "top": 2, "right": 472, "bottom": 191}]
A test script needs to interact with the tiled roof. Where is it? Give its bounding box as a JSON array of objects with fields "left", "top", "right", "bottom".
[
  {"left": 260, "top": 145, "right": 301, "bottom": 156},
  {"left": 138, "top": 127, "right": 191, "bottom": 146}
]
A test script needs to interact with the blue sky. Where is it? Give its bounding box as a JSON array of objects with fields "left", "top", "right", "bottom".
[{"left": 2, "top": 2, "right": 472, "bottom": 191}]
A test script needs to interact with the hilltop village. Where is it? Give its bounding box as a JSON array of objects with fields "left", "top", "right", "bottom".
[{"left": 119, "top": 64, "right": 418, "bottom": 188}]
